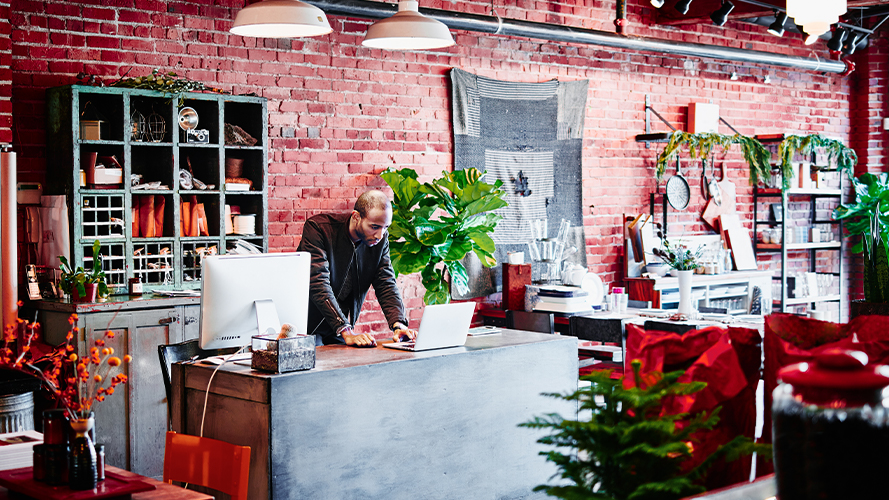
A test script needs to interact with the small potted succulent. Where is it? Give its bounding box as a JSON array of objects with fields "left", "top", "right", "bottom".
[{"left": 58, "top": 240, "right": 109, "bottom": 303}]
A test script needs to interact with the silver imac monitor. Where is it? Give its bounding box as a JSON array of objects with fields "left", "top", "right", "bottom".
[{"left": 199, "top": 252, "right": 311, "bottom": 350}]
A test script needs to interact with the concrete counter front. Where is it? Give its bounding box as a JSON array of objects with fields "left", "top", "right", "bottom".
[{"left": 171, "top": 330, "right": 577, "bottom": 500}]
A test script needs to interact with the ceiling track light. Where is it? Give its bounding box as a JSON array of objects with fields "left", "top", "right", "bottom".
[
  {"left": 827, "top": 28, "right": 848, "bottom": 52},
  {"left": 230, "top": 0, "right": 333, "bottom": 38},
  {"left": 675, "top": 0, "right": 693, "bottom": 15},
  {"left": 362, "top": 0, "right": 455, "bottom": 50},
  {"left": 768, "top": 11, "right": 788, "bottom": 37},
  {"left": 710, "top": 1, "right": 735, "bottom": 26},
  {"left": 650, "top": 0, "right": 665, "bottom": 8},
  {"left": 842, "top": 32, "right": 864, "bottom": 55}
]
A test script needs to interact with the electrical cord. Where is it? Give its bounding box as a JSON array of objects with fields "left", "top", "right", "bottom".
[{"left": 199, "top": 345, "right": 250, "bottom": 438}]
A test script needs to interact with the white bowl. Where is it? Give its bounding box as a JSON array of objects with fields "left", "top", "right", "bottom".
[{"left": 645, "top": 263, "right": 669, "bottom": 277}]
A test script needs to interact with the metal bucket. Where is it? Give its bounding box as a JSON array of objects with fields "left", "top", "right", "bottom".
[{"left": 0, "top": 392, "right": 35, "bottom": 433}]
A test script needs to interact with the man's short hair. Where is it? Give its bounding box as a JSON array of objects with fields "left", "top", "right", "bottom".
[{"left": 353, "top": 190, "right": 390, "bottom": 217}]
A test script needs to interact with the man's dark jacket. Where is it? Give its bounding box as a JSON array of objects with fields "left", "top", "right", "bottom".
[{"left": 297, "top": 213, "right": 408, "bottom": 345}]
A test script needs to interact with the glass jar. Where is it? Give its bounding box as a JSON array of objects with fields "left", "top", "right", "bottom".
[
  {"left": 772, "top": 349, "right": 889, "bottom": 500},
  {"left": 128, "top": 276, "right": 143, "bottom": 295}
]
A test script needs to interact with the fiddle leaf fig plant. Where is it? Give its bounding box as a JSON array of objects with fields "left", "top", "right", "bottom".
[
  {"left": 381, "top": 167, "right": 508, "bottom": 305},
  {"left": 834, "top": 172, "right": 889, "bottom": 303},
  {"left": 58, "top": 239, "right": 109, "bottom": 300},
  {"left": 656, "top": 132, "right": 771, "bottom": 188}
]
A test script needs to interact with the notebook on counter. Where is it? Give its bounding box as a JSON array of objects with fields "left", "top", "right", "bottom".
[{"left": 383, "top": 302, "right": 476, "bottom": 352}]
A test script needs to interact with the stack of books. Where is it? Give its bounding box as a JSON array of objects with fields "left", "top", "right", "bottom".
[
  {"left": 0, "top": 430, "right": 43, "bottom": 471},
  {"left": 533, "top": 285, "right": 591, "bottom": 314}
]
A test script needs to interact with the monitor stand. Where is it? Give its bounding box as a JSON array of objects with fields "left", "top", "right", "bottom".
[{"left": 254, "top": 299, "right": 282, "bottom": 337}]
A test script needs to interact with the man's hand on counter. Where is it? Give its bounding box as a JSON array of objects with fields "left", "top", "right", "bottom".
[
  {"left": 341, "top": 328, "right": 377, "bottom": 348},
  {"left": 392, "top": 322, "right": 417, "bottom": 343}
]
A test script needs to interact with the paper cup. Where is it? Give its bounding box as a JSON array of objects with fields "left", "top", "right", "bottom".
[{"left": 507, "top": 252, "right": 524, "bottom": 265}]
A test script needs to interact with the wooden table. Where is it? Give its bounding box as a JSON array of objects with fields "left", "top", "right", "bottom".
[{"left": 0, "top": 466, "right": 212, "bottom": 500}]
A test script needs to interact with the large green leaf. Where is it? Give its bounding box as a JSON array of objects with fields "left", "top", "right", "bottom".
[
  {"left": 391, "top": 247, "right": 432, "bottom": 276},
  {"left": 443, "top": 237, "right": 473, "bottom": 262},
  {"left": 446, "top": 260, "right": 470, "bottom": 296},
  {"left": 472, "top": 246, "right": 498, "bottom": 267},
  {"left": 468, "top": 231, "right": 496, "bottom": 253}
]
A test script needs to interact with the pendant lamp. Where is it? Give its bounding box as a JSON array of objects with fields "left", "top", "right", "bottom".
[
  {"left": 362, "top": 1, "right": 455, "bottom": 50},
  {"left": 787, "top": 0, "right": 846, "bottom": 40},
  {"left": 231, "top": 0, "right": 333, "bottom": 38}
]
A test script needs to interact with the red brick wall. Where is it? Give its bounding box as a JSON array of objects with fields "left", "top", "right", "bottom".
[{"left": 8, "top": 0, "right": 883, "bottom": 328}]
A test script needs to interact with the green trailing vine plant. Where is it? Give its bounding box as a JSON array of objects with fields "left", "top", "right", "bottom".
[
  {"left": 522, "top": 361, "right": 769, "bottom": 500},
  {"left": 110, "top": 69, "right": 228, "bottom": 106},
  {"left": 381, "top": 167, "right": 508, "bottom": 305},
  {"left": 656, "top": 132, "right": 771, "bottom": 188},
  {"left": 776, "top": 134, "right": 858, "bottom": 188}
]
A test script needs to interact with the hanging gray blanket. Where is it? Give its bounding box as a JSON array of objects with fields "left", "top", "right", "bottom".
[{"left": 450, "top": 68, "right": 589, "bottom": 300}]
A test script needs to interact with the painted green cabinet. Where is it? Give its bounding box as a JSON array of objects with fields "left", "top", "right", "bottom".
[{"left": 45, "top": 85, "right": 268, "bottom": 292}]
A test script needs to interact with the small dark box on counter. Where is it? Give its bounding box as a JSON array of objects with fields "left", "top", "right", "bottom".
[{"left": 251, "top": 334, "right": 316, "bottom": 373}]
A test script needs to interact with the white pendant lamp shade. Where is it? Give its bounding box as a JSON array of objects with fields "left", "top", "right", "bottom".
[
  {"left": 231, "top": 0, "right": 333, "bottom": 38},
  {"left": 787, "top": 0, "right": 846, "bottom": 40},
  {"left": 362, "top": 1, "right": 455, "bottom": 50}
]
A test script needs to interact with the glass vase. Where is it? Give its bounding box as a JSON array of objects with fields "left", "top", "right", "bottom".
[{"left": 68, "top": 416, "right": 97, "bottom": 490}]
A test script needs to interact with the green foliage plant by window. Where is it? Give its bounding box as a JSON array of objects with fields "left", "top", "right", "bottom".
[
  {"left": 381, "top": 167, "right": 508, "bottom": 305},
  {"left": 834, "top": 172, "right": 889, "bottom": 303},
  {"left": 652, "top": 230, "right": 704, "bottom": 271},
  {"left": 58, "top": 240, "right": 109, "bottom": 300},
  {"left": 521, "top": 361, "right": 769, "bottom": 500},
  {"left": 656, "top": 132, "right": 771, "bottom": 189},
  {"left": 777, "top": 134, "right": 857, "bottom": 190}
]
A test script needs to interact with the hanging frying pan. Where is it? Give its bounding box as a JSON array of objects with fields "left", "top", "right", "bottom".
[
  {"left": 665, "top": 157, "right": 690, "bottom": 210},
  {"left": 707, "top": 156, "right": 722, "bottom": 206}
]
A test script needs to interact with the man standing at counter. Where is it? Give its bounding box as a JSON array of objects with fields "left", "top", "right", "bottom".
[{"left": 298, "top": 190, "right": 417, "bottom": 347}]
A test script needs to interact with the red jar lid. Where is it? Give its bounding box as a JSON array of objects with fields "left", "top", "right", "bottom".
[{"left": 779, "top": 349, "right": 889, "bottom": 405}]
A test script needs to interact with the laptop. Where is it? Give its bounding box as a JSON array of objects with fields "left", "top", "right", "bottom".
[{"left": 382, "top": 302, "right": 476, "bottom": 352}]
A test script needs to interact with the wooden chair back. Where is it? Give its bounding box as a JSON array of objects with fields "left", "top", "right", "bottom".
[
  {"left": 163, "top": 431, "right": 251, "bottom": 500},
  {"left": 506, "top": 310, "right": 555, "bottom": 334}
]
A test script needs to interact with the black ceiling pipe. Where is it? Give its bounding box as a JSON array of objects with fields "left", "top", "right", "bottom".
[{"left": 305, "top": 0, "right": 847, "bottom": 74}]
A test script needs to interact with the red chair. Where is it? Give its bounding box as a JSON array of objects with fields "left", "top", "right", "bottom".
[
  {"left": 163, "top": 431, "right": 251, "bottom": 500},
  {"left": 625, "top": 323, "right": 761, "bottom": 491}
]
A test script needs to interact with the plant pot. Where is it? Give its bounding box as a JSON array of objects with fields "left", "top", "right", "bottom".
[
  {"left": 677, "top": 270, "right": 694, "bottom": 316},
  {"left": 72, "top": 283, "right": 98, "bottom": 303},
  {"left": 850, "top": 300, "right": 889, "bottom": 319}
]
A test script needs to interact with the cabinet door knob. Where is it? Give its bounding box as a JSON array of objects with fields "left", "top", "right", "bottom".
[{"left": 159, "top": 317, "right": 177, "bottom": 325}]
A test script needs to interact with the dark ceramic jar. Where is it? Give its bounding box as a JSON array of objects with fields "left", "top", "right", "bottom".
[{"left": 772, "top": 349, "right": 889, "bottom": 500}]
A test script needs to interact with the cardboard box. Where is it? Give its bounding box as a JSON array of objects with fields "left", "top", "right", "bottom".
[
  {"left": 90, "top": 167, "right": 123, "bottom": 185},
  {"left": 80, "top": 120, "right": 103, "bottom": 140}
]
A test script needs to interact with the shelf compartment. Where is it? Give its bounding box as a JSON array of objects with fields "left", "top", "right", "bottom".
[
  {"left": 78, "top": 93, "right": 124, "bottom": 142},
  {"left": 130, "top": 96, "right": 174, "bottom": 143},
  {"left": 80, "top": 194, "right": 126, "bottom": 239},
  {"left": 224, "top": 100, "right": 264, "bottom": 148},
  {"left": 132, "top": 194, "right": 174, "bottom": 238},
  {"left": 131, "top": 144, "right": 174, "bottom": 187},
  {"left": 756, "top": 242, "right": 841, "bottom": 251},
  {"left": 779, "top": 294, "right": 842, "bottom": 305},
  {"left": 181, "top": 240, "right": 219, "bottom": 285},
  {"left": 179, "top": 99, "right": 219, "bottom": 145},
  {"left": 179, "top": 194, "right": 220, "bottom": 237},
  {"left": 224, "top": 149, "right": 264, "bottom": 192},
  {"left": 180, "top": 148, "right": 220, "bottom": 189},
  {"left": 132, "top": 241, "right": 176, "bottom": 286},
  {"left": 83, "top": 241, "right": 127, "bottom": 288}
]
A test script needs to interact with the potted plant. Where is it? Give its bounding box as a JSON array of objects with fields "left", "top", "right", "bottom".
[
  {"left": 58, "top": 240, "right": 109, "bottom": 303},
  {"left": 381, "top": 167, "right": 508, "bottom": 305},
  {"left": 522, "top": 362, "right": 767, "bottom": 500},
  {"left": 833, "top": 172, "right": 889, "bottom": 317},
  {"left": 652, "top": 231, "right": 703, "bottom": 316}
]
